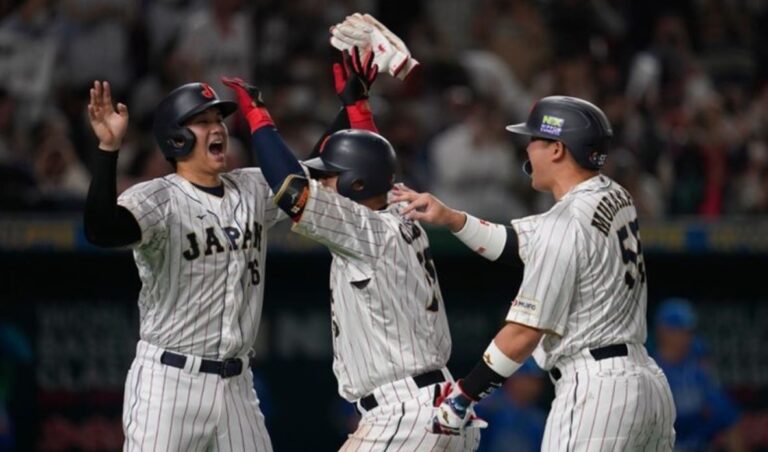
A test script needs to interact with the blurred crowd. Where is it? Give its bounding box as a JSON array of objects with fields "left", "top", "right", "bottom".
[{"left": 1, "top": 0, "right": 767, "bottom": 220}]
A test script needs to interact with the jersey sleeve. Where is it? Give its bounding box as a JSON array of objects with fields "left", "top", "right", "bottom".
[
  {"left": 291, "top": 179, "right": 387, "bottom": 263},
  {"left": 117, "top": 180, "right": 172, "bottom": 249},
  {"left": 510, "top": 214, "right": 540, "bottom": 264},
  {"left": 506, "top": 213, "right": 581, "bottom": 335}
]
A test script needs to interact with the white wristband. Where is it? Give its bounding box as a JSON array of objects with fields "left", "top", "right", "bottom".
[
  {"left": 483, "top": 341, "right": 522, "bottom": 377},
  {"left": 453, "top": 214, "right": 507, "bottom": 261}
]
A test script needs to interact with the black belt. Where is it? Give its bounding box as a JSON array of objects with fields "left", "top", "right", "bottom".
[
  {"left": 550, "top": 344, "right": 628, "bottom": 381},
  {"left": 358, "top": 369, "right": 446, "bottom": 411},
  {"left": 160, "top": 351, "right": 255, "bottom": 379}
]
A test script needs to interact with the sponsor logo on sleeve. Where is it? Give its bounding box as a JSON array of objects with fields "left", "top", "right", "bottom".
[{"left": 511, "top": 298, "right": 537, "bottom": 312}]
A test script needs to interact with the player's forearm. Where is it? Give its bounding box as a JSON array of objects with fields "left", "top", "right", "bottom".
[
  {"left": 250, "top": 127, "right": 309, "bottom": 220},
  {"left": 459, "top": 322, "right": 542, "bottom": 401},
  {"left": 250, "top": 127, "right": 304, "bottom": 193},
  {"left": 344, "top": 100, "right": 378, "bottom": 132},
  {"left": 308, "top": 108, "right": 350, "bottom": 158},
  {"left": 83, "top": 149, "right": 141, "bottom": 247},
  {"left": 453, "top": 214, "right": 523, "bottom": 266}
]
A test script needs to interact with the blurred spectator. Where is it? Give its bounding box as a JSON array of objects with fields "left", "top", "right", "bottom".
[
  {"left": 30, "top": 115, "right": 89, "bottom": 203},
  {"left": 143, "top": 0, "right": 194, "bottom": 65},
  {"left": 383, "top": 104, "right": 430, "bottom": 192},
  {"left": 130, "top": 37, "right": 191, "bottom": 130},
  {"left": 732, "top": 140, "right": 768, "bottom": 214},
  {"left": 603, "top": 147, "right": 664, "bottom": 220},
  {"left": 0, "top": 1, "right": 765, "bottom": 220},
  {"left": 651, "top": 298, "right": 745, "bottom": 452},
  {"left": 429, "top": 94, "right": 527, "bottom": 222},
  {"left": 470, "top": 0, "right": 551, "bottom": 92},
  {"left": 474, "top": 358, "right": 547, "bottom": 452},
  {"left": 0, "top": 0, "right": 61, "bottom": 125},
  {"left": 59, "top": 0, "right": 137, "bottom": 95},
  {"left": 0, "top": 87, "right": 20, "bottom": 163},
  {"left": 175, "top": 0, "right": 254, "bottom": 100}
]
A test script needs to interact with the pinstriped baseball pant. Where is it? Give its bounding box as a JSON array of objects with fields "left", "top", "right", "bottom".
[
  {"left": 542, "top": 344, "right": 676, "bottom": 452},
  {"left": 122, "top": 341, "right": 273, "bottom": 452},
  {"left": 340, "top": 369, "right": 480, "bottom": 452}
]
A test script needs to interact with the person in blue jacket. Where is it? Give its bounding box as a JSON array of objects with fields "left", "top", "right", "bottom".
[{"left": 651, "top": 298, "right": 745, "bottom": 452}]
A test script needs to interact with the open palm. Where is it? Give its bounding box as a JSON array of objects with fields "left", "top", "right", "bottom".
[{"left": 88, "top": 80, "right": 129, "bottom": 151}]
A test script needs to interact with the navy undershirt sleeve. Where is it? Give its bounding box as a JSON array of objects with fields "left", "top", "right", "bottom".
[
  {"left": 83, "top": 150, "right": 141, "bottom": 247},
  {"left": 496, "top": 226, "right": 523, "bottom": 267},
  {"left": 251, "top": 126, "right": 305, "bottom": 193}
]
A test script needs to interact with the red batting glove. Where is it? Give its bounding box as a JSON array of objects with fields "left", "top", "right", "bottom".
[
  {"left": 332, "top": 47, "right": 378, "bottom": 132},
  {"left": 221, "top": 77, "right": 274, "bottom": 133}
]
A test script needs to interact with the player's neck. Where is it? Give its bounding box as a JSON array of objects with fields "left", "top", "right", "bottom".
[
  {"left": 359, "top": 194, "right": 388, "bottom": 211},
  {"left": 551, "top": 168, "right": 598, "bottom": 201},
  {"left": 176, "top": 167, "right": 222, "bottom": 188}
]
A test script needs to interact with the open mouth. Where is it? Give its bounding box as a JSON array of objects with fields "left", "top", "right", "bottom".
[{"left": 208, "top": 140, "right": 225, "bottom": 155}]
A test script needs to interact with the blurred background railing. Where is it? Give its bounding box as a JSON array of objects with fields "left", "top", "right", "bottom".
[{"left": 1, "top": 0, "right": 768, "bottom": 450}]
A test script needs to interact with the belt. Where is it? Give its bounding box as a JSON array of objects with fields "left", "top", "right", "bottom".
[
  {"left": 550, "top": 344, "right": 628, "bottom": 381},
  {"left": 359, "top": 369, "right": 446, "bottom": 411},
  {"left": 160, "top": 351, "right": 255, "bottom": 379}
]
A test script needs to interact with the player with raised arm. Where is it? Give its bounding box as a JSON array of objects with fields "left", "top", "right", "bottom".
[
  {"left": 83, "top": 80, "right": 283, "bottom": 451},
  {"left": 393, "top": 96, "right": 677, "bottom": 450},
  {"left": 222, "top": 41, "right": 481, "bottom": 451}
]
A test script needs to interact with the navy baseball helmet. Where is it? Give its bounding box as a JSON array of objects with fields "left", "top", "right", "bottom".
[
  {"left": 152, "top": 83, "right": 237, "bottom": 160},
  {"left": 506, "top": 96, "right": 613, "bottom": 170},
  {"left": 303, "top": 129, "right": 397, "bottom": 200}
]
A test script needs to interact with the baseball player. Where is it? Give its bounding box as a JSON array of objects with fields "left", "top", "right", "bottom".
[
  {"left": 221, "top": 47, "right": 481, "bottom": 450},
  {"left": 83, "top": 80, "right": 283, "bottom": 451},
  {"left": 392, "top": 96, "right": 677, "bottom": 450}
]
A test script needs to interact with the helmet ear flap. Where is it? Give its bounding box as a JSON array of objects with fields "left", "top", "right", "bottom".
[
  {"left": 336, "top": 171, "right": 357, "bottom": 200},
  {"left": 350, "top": 179, "right": 365, "bottom": 192},
  {"left": 163, "top": 126, "right": 196, "bottom": 159}
]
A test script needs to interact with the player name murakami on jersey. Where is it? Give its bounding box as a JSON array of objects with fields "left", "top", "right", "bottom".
[{"left": 590, "top": 188, "right": 634, "bottom": 236}]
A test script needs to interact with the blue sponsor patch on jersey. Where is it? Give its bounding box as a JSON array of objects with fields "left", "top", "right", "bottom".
[{"left": 540, "top": 115, "right": 564, "bottom": 136}]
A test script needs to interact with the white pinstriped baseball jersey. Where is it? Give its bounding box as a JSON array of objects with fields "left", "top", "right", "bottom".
[
  {"left": 508, "top": 175, "right": 647, "bottom": 370},
  {"left": 118, "top": 169, "right": 283, "bottom": 451},
  {"left": 507, "top": 175, "right": 675, "bottom": 450},
  {"left": 292, "top": 180, "right": 453, "bottom": 402},
  {"left": 118, "top": 170, "right": 285, "bottom": 358}
]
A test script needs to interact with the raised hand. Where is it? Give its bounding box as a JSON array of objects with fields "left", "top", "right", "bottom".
[
  {"left": 334, "top": 46, "right": 378, "bottom": 106},
  {"left": 221, "top": 77, "right": 265, "bottom": 111},
  {"left": 221, "top": 77, "right": 272, "bottom": 132},
  {"left": 390, "top": 184, "right": 467, "bottom": 232},
  {"left": 88, "top": 81, "right": 129, "bottom": 151}
]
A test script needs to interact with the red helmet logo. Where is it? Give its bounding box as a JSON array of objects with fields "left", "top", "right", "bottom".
[{"left": 200, "top": 83, "right": 215, "bottom": 99}]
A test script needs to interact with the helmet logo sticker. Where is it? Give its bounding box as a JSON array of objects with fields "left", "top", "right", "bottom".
[
  {"left": 540, "top": 115, "right": 564, "bottom": 136},
  {"left": 200, "top": 83, "right": 215, "bottom": 99},
  {"left": 590, "top": 151, "right": 607, "bottom": 167}
]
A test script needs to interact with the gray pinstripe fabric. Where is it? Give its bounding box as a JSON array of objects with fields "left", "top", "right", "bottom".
[
  {"left": 118, "top": 169, "right": 284, "bottom": 451},
  {"left": 293, "top": 180, "right": 475, "bottom": 450},
  {"left": 506, "top": 175, "right": 675, "bottom": 451},
  {"left": 293, "top": 180, "right": 452, "bottom": 402}
]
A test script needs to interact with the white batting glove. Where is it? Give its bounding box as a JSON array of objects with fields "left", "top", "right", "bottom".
[
  {"left": 330, "top": 13, "right": 419, "bottom": 80},
  {"left": 429, "top": 381, "right": 488, "bottom": 435}
]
